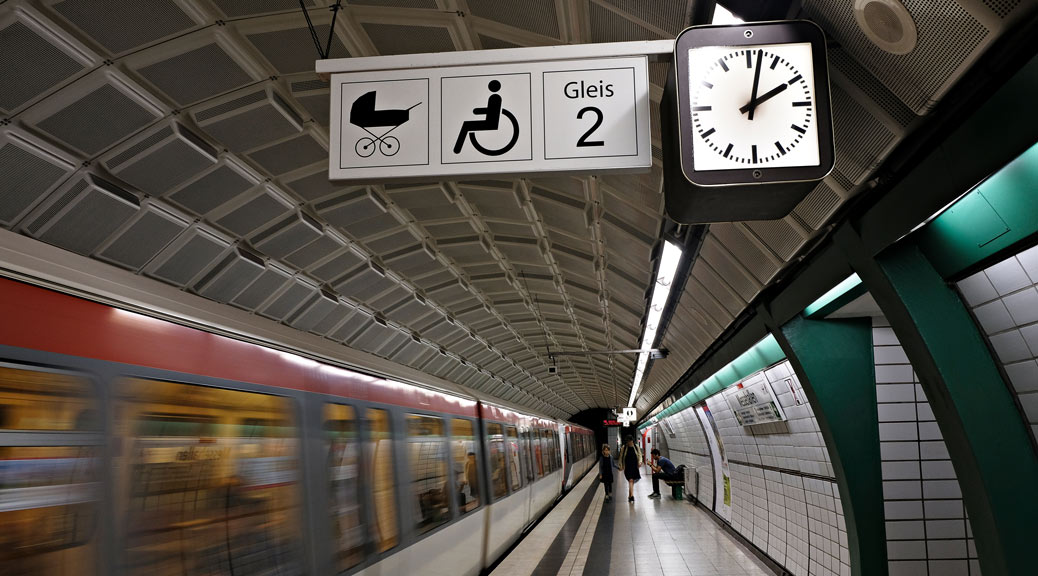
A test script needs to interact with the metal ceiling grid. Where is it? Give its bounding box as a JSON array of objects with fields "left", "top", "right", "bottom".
[{"left": 1, "top": 0, "right": 1034, "bottom": 417}]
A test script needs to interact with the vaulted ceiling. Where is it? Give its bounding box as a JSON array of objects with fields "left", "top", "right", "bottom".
[{"left": 1, "top": 0, "right": 1033, "bottom": 418}]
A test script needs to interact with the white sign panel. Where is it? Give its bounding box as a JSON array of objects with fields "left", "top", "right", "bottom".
[
  {"left": 725, "top": 378, "right": 788, "bottom": 426},
  {"left": 337, "top": 79, "right": 429, "bottom": 170},
  {"left": 329, "top": 57, "right": 650, "bottom": 180},
  {"left": 441, "top": 72, "right": 533, "bottom": 164}
]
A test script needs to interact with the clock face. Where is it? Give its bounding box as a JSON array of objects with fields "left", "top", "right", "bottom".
[{"left": 687, "top": 42, "right": 820, "bottom": 172}]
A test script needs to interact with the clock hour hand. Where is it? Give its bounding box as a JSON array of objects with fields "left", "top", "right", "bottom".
[{"left": 740, "top": 83, "right": 788, "bottom": 114}]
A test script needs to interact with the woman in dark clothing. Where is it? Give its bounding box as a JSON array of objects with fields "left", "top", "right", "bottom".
[
  {"left": 617, "top": 436, "right": 642, "bottom": 502},
  {"left": 597, "top": 444, "right": 618, "bottom": 502}
]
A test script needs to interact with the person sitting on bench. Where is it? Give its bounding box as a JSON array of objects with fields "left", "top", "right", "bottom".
[{"left": 647, "top": 448, "right": 681, "bottom": 499}]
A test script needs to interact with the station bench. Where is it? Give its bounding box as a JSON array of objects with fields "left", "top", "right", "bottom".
[{"left": 664, "top": 465, "right": 688, "bottom": 499}]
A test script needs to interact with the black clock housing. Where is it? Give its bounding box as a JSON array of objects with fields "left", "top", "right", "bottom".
[{"left": 674, "top": 20, "right": 835, "bottom": 187}]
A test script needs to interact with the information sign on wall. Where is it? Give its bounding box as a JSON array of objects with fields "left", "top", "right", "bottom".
[
  {"left": 725, "top": 378, "right": 788, "bottom": 426},
  {"left": 328, "top": 57, "right": 651, "bottom": 180}
]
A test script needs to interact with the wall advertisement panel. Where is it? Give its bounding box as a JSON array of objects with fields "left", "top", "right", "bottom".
[
  {"left": 697, "top": 404, "right": 731, "bottom": 522},
  {"left": 723, "top": 377, "right": 788, "bottom": 426}
]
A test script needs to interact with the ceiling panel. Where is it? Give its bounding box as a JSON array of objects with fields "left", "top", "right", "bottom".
[{"left": 2, "top": 0, "right": 1030, "bottom": 420}]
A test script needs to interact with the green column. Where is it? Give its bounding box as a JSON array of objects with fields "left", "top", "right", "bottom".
[
  {"left": 764, "top": 311, "right": 887, "bottom": 576},
  {"left": 836, "top": 225, "right": 1038, "bottom": 576}
]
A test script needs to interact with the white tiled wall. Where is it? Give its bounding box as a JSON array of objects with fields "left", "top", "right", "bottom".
[
  {"left": 661, "top": 360, "right": 849, "bottom": 576},
  {"left": 661, "top": 404, "right": 714, "bottom": 504},
  {"left": 874, "top": 316, "right": 981, "bottom": 576},
  {"left": 957, "top": 244, "right": 1038, "bottom": 446}
]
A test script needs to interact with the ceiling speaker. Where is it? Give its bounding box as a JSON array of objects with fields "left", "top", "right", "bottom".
[{"left": 854, "top": 0, "right": 918, "bottom": 54}]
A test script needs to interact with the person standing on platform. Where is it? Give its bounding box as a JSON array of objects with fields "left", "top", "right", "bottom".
[
  {"left": 647, "top": 448, "right": 681, "bottom": 499},
  {"left": 617, "top": 436, "right": 642, "bottom": 503},
  {"left": 597, "top": 444, "right": 618, "bottom": 502}
]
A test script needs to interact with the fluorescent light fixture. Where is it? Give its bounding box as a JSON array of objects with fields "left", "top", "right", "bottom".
[
  {"left": 712, "top": 4, "right": 743, "bottom": 25},
  {"left": 803, "top": 273, "right": 862, "bottom": 316},
  {"left": 628, "top": 240, "right": 683, "bottom": 408}
]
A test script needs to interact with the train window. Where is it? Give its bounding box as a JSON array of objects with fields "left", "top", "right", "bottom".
[
  {"left": 505, "top": 426, "right": 522, "bottom": 491},
  {"left": 540, "top": 430, "right": 553, "bottom": 473},
  {"left": 367, "top": 408, "right": 398, "bottom": 553},
  {"left": 116, "top": 378, "right": 301, "bottom": 575},
  {"left": 0, "top": 365, "right": 99, "bottom": 576},
  {"left": 407, "top": 415, "right": 448, "bottom": 534},
  {"left": 556, "top": 434, "right": 563, "bottom": 469},
  {"left": 552, "top": 430, "right": 561, "bottom": 473},
  {"left": 324, "top": 404, "right": 363, "bottom": 572},
  {"left": 520, "top": 429, "right": 534, "bottom": 483},
  {"left": 532, "top": 429, "right": 544, "bottom": 478},
  {"left": 485, "top": 423, "right": 507, "bottom": 500},
  {"left": 451, "top": 419, "right": 480, "bottom": 514}
]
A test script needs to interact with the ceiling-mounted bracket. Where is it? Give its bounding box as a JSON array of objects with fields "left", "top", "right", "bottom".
[
  {"left": 300, "top": 0, "right": 343, "bottom": 60},
  {"left": 549, "top": 348, "right": 668, "bottom": 361}
]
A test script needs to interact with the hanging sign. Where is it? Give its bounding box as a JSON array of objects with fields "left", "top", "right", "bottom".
[{"left": 328, "top": 57, "right": 651, "bottom": 180}]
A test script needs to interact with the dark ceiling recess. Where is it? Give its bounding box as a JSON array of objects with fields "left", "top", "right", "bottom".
[
  {"left": 569, "top": 407, "right": 615, "bottom": 448},
  {"left": 718, "top": 0, "right": 793, "bottom": 22}
]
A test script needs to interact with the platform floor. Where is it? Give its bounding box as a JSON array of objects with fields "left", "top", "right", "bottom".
[{"left": 492, "top": 464, "right": 776, "bottom": 576}]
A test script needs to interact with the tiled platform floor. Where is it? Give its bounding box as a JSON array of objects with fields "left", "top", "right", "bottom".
[{"left": 493, "top": 464, "right": 776, "bottom": 576}]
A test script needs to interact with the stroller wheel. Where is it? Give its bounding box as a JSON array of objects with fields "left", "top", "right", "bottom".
[
  {"left": 355, "top": 137, "right": 376, "bottom": 158},
  {"left": 379, "top": 136, "right": 400, "bottom": 157}
]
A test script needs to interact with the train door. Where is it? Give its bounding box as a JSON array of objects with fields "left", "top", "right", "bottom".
[
  {"left": 563, "top": 427, "right": 573, "bottom": 488},
  {"left": 520, "top": 423, "right": 535, "bottom": 526}
]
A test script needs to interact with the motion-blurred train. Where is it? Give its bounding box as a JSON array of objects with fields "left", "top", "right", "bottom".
[{"left": 0, "top": 277, "right": 596, "bottom": 575}]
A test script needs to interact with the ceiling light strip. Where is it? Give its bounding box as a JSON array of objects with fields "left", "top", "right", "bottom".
[
  {"left": 627, "top": 240, "right": 683, "bottom": 409},
  {"left": 803, "top": 273, "right": 863, "bottom": 316}
]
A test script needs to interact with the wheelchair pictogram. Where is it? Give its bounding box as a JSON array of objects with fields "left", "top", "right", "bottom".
[
  {"left": 349, "top": 90, "right": 421, "bottom": 158},
  {"left": 452, "top": 80, "right": 519, "bottom": 157}
]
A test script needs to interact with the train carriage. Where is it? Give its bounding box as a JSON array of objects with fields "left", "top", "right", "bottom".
[{"left": 0, "top": 277, "right": 594, "bottom": 575}]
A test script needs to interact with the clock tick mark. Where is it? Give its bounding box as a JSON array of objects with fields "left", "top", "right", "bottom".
[
  {"left": 788, "top": 74, "right": 802, "bottom": 84},
  {"left": 745, "top": 50, "right": 752, "bottom": 68},
  {"left": 702, "top": 81, "right": 713, "bottom": 89},
  {"left": 692, "top": 105, "right": 712, "bottom": 111},
  {"left": 723, "top": 143, "right": 733, "bottom": 158},
  {"left": 752, "top": 145, "right": 758, "bottom": 164},
  {"left": 719, "top": 59, "right": 729, "bottom": 72},
  {"left": 791, "top": 124, "right": 806, "bottom": 134},
  {"left": 792, "top": 101, "right": 812, "bottom": 107},
  {"left": 770, "top": 56, "right": 779, "bottom": 70},
  {"left": 775, "top": 142, "right": 786, "bottom": 155},
  {"left": 701, "top": 127, "right": 716, "bottom": 138}
]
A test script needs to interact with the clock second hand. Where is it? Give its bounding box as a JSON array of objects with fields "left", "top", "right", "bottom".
[{"left": 740, "top": 83, "right": 788, "bottom": 115}]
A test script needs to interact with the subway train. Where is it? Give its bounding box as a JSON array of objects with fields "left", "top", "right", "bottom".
[{"left": 0, "top": 276, "right": 597, "bottom": 576}]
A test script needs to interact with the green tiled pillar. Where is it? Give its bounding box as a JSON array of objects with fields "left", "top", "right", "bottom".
[
  {"left": 765, "top": 312, "right": 887, "bottom": 576},
  {"left": 836, "top": 225, "right": 1038, "bottom": 576}
]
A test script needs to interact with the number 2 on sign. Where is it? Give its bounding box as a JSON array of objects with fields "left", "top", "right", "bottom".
[{"left": 576, "top": 106, "right": 604, "bottom": 147}]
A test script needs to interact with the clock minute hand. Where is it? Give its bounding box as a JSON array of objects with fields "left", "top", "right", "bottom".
[
  {"left": 747, "top": 50, "right": 763, "bottom": 120},
  {"left": 740, "top": 83, "right": 788, "bottom": 114}
]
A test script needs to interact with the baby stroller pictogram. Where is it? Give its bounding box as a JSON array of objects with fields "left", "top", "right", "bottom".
[{"left": 350, "top": 91, "right": 421, "bottom": 157}]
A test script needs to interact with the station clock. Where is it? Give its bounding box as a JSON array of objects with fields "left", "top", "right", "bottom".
[{"left": 666, "top": 20, "right": 835, "bottom": 221}]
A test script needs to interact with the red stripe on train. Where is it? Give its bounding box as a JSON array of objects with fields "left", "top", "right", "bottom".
[{"left": 0, "top": 278, "right": 477, "bottom": 418}]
